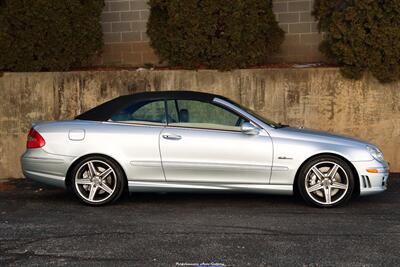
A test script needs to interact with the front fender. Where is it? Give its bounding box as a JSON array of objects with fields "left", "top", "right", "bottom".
[{"left": 269, "top": 135, "right": 372, "bottom": 185}]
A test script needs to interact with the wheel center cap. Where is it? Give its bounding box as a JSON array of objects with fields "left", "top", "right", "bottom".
[
  {"left": 323, "top": 179, "right": 330, "bottom": 187},
  {"left": 93, "top": 176, "right": 101, "bottom": 185}
]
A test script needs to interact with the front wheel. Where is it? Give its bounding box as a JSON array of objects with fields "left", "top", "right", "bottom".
[
  {"left": 71, "top": 156, "right": 125, "bottom": 206},
  {"left": 298, "top": 156, "right": 355, "bottom": 208}
]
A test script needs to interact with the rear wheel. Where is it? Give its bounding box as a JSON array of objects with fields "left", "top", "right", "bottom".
[
  {"left": 71, "top": 156, "right": 125, "bottom": 206},
  {"left": 298, "top": 156, "right": 354, "bottom": 208}
]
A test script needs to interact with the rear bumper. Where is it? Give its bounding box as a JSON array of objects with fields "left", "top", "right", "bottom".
[
  {"left": 21, "top": 149, "right": 74, "bottom": 188},
  {"left": 352, "top": 160, "right": 389, "bottom": 196}
]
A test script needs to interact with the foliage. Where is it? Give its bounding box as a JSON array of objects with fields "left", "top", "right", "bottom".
[
  {"left": 313, "top": 0, "right": 400, "bottom": 83},
  {"left": 0, "top": 0, "right": 104, "bottom": 71},
  {"left": 147, "top": 0, "right": 284, "bottom": 70}
]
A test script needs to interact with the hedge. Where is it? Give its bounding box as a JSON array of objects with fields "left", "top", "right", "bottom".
[
  {"left": 147, "top": 0, "right": 284, "bottom": 70},
  {"left": 0, "top": 0, "right": 104, "bottom": 72},
  {"left": 313, "top": 0, "right": 400, "bottom": 83}
]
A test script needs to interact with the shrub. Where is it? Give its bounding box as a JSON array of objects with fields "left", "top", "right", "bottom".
[
  {"left": 147, "top": 0, "right": 284, "bottom": 70},
  {"left": 0, "top": 0, "right": 104, "bottom": 71},
  {"left": 313, "top": 0, "right": 400, "bottom": 83}
]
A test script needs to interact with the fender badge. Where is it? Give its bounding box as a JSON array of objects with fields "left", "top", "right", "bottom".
[{"left": 278, "top": 156, "right": 293, "bottom": 160}]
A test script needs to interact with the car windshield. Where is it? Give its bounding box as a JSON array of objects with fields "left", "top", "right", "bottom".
[
  {"left": 227, "top": 100, "right": 287, "bottom": 128},
  {"left": 242, "top": 107, "right": 282, "bottom": 128}
]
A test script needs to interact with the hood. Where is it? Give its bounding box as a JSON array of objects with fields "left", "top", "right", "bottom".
[{"left": 272, "top": 126, "right": 374, "bottom": 148}]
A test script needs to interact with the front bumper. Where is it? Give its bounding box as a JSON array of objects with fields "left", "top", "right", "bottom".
[
  {"left": 21, "top": 149, "right": 75, "bottom": 188},
  {"left": 352, "top": 160, "right": 389, "bottom": 196}
]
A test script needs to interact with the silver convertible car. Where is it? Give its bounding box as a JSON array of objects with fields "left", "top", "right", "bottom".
[{"left": 21, "top": 91, "right": 389, "bottom": 207}]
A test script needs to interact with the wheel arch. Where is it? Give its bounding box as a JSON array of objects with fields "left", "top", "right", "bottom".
[
  {"left": 65, "top": 153, "right": 128, "bottom": 190},
  {"left": 293, "top": 152, "right": 360, "bottom": 197}
]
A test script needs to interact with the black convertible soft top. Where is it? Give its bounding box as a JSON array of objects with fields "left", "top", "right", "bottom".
[{"left": 75, "top": 91, "right": 227, "bottom": 121}]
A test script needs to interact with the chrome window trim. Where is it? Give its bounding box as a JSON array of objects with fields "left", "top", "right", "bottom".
[
  {"left": 104, "top": 120, "right": 167, "bottom": 127},
  {"left": 107, "top": 120, "right": 248, "bottom": 134},
  {"left": 163, "top": 124, "right": 244, "bottom": 134},
  {"left": 164, "top": 124, "right": 271, "bottom": 136}
]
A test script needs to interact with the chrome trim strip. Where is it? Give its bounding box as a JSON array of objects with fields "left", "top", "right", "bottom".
[
  {"left": 271, "top": 166, "right": 289, "bottom": 171},
  {"left": 103, "top": 121, "right": 167, "bottom": 128},
  {"left": 130, "top": 161, "right": 162, "bottom": 167},
  {"left": 129, "top": 181, "right": 226, "bottom": 190},
  {"left": 161, "top": 161, "right": 271, "bottom": 170}
]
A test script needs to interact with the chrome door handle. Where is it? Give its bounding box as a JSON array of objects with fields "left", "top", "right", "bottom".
[{"left": 162, "top": 134, "right": 182, "bottom": 140}]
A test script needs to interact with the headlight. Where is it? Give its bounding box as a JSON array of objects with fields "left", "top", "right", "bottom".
[{"left": 367, "top": 146, "right": 384, "bottom": 162}]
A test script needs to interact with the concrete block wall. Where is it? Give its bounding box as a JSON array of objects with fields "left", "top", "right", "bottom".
[
  {"left": 98, "top": 0, "right": 325, "bottom": 67},
  {"left": 271, "top": 0, "right": 324, "bottom": 62},
  {"left": 99, "top": 0, "right": 158, "bottom": 66}
]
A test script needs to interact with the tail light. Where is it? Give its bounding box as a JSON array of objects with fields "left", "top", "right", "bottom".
[{"left": 27, "top": 128, "right": 45, "bottom": 149}]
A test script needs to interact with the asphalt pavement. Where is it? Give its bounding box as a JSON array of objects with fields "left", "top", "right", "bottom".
[{"left": 0, "top": 174, "right": 399, "bottom": 266}]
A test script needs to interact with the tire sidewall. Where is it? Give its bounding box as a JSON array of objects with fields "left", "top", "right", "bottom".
[{"left": 298, "top": 156, "right": 355, "bottom": 208}]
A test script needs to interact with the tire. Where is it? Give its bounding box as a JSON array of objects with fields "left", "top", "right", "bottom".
[
  {"left": 70, "top": 155, "right": 125, "bottom": 206},
  {"left": 297, "top": 156, "right": 355, "bottom": 208}
]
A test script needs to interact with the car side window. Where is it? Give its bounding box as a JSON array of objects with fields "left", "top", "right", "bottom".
[
  {"left": 110, "top": 100, "right": 166, "bottom": 125},
  {"left": 166, "top": 99, "right": 246, "bottom": 131}
]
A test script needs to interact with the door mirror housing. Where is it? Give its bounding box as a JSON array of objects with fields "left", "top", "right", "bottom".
[{"left": 241, "top": 122, "right": 260, "bottom": 135}]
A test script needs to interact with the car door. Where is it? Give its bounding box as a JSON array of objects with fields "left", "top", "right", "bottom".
[
  {"left": 109, "top": 99, "right": 166, "bottom": 182},
  {"left": 159, "top": 99, "right": 273, "bottom": 184}
]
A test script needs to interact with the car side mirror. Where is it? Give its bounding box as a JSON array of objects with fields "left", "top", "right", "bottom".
[{"left": 241, "top": 122, "right": 260, "bottom": 135}]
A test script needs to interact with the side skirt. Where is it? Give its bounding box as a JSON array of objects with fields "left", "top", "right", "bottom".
[{"left": 128, "top": 181, "right": 293, "bottom": 195}]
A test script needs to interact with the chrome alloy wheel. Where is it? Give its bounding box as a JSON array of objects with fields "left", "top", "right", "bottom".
[
  {"left": 305, "top": 161, "right": 349, "bottom": 205},
  {"left": 74, "top": 160, "right": 117, "bottom": 203}
]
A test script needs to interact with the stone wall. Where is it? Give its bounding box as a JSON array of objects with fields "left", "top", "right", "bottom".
[
  {"left": 0, "top": 68, "right": 399, "bottom": 178},
  {"left": 98, "top": 0, "right": 324, "bottom": 66}
]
